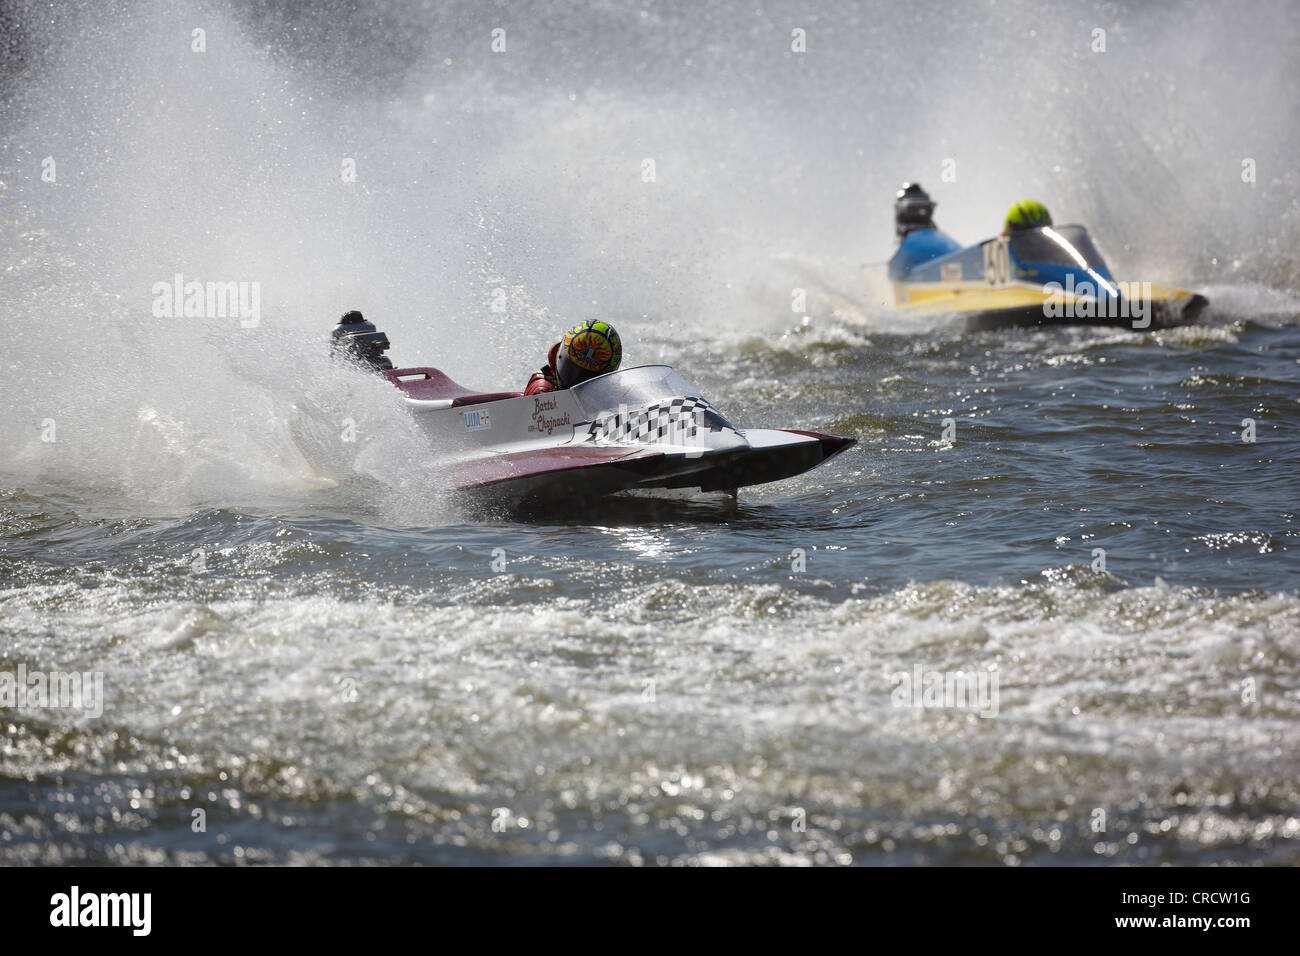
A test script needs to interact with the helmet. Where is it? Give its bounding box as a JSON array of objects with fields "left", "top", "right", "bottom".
[
  {"left": 331, "top": 310, "right": 393, "bottom": 369},
  {"left": 895, "top": 182, "right": 936, "bottom": 237},
  {"left": 1005, "top": 199, "right": 1052, "bottom": 233},
  {"left": 556, "top": 319, "right": 622, "bottom": 387}
]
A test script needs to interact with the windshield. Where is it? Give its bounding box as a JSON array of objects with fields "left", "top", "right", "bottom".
[
  {"left": 569, "top": 365, "right": 702, "bottom": 418},
  {"left": 1010, "top": 224, "right": 1110, "bottom": 271}
]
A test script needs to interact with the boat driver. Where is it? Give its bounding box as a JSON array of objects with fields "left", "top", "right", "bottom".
[
  {"left": 894, "top": 182, "right": 937, "bottom": 237},
  {"left": 1003, "top": 199, "right": 1053, "bottom": 235},
  {"left": 524, "top": 320, "right": 623, "bottom": 395}
]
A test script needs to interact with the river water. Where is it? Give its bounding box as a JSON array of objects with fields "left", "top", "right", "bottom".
[{"left": 2, "top": 0, "right": 1297, "bottom": 865}]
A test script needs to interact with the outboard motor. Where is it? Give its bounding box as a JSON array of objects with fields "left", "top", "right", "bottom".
[
  {"left": 894, "top": 182, "right": 937, "bottom": 238},
  {"left": 331, "top": 310, "right": 393, "bottom": 370}
]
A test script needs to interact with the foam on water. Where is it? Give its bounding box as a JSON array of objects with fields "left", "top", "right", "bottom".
[{"left": 2, "top": 566, "right": 1297, "bottom": 864}]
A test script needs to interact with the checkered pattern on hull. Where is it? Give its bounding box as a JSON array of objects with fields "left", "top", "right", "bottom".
[{"left": 586, "top": 396, "right": 732, "bottom": 446}]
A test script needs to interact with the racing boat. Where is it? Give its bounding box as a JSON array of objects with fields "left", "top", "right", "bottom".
[
  {"left": 314, "top": 313, "right": 853, "bottom": 507},
  {"left": 383, "top": 363, "right": 855, "bottom": 505},
  {"left": 887, "top": 184, "right": 1208, "bottom": 331}
]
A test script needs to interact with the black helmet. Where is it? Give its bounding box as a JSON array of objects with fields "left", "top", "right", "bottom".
[
  {"left": 895, "top": 182, "right": 936, "bottom": 237},
  {"left": 331, "top": 310, "right": 393, "bottom": 370}
]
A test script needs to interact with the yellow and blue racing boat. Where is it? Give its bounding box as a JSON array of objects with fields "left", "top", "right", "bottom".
[{"left": 887, "top": 184, "right": 1208, "bottom": 331}]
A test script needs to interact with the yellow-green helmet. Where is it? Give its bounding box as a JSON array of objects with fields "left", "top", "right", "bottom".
[
  {"left": 557, "top": 319, "right": 622, "bottom": 387},
  {"left": 1005, "top": 199, "right": 1053, "bottom": 233}
]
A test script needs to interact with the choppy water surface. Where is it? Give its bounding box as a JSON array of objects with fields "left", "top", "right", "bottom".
[
  {"left": 2, "top": 0, "right": 1298, "bottom": 864},
  {"left": 5, "top": 317, "right": 1297, "bottom": 865}
]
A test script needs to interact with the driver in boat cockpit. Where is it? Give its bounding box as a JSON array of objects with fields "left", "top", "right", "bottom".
[
  {"left": 1003, "top": 199, "right": 1053, "bottom": 236},
  {"left": 523, "top": 320, "right": 623, "bottom": 396}
]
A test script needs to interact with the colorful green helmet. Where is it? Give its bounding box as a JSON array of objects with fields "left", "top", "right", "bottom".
[
  {"left": 557, "top": 319, "right": 622, "bottom": 387},
  {"left": 1005, "top": 199, "right": 1053, "bottom": 233}
]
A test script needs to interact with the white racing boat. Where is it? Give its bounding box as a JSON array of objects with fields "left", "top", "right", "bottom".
[{"left": 385, "top": 363, "right": 855, "bottom": 505}]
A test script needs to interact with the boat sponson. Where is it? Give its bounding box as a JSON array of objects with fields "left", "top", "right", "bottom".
[{"left": 385, "top": 367, "right": 523, "bottom": 405}]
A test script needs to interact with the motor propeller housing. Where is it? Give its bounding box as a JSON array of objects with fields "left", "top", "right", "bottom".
[{"left": 331, "top": 310, "right": 393, "bottom": 370}]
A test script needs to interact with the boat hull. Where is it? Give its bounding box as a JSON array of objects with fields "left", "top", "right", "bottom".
[
  {"left": 920, "top": 287, "right": 1210, "bottom": 332},
  {"left": 888, "top": 224, "right": 1208, "bottom": 331},
  {"left": 387, "top": 365, "right": 854, "bottom": 506}
]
